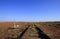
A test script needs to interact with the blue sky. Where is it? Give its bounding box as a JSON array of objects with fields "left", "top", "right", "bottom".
[{"left": 0, "top": 0, "right": 60, "bottom": 22}]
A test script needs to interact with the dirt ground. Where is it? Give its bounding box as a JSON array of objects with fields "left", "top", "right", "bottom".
[{"left": 0, "top": 22, "right": 60, "bottom": 39}]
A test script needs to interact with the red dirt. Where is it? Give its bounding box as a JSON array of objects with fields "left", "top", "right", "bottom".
[{"left": 0, "top": 22, "right": 60, "bottom": 39}]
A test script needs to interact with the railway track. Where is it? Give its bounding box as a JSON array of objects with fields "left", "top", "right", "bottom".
[{"left": 7, "top": 24, "right": 51, "bottom": 39}]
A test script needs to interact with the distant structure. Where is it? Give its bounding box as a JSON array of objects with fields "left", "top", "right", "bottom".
[{"left": 13, "top": 20, "right": 19, "bottom": 28}]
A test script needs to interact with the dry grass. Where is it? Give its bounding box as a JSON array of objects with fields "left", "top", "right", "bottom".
[{"left": 0, "top": 22, "right": 60, "bottom": 39}]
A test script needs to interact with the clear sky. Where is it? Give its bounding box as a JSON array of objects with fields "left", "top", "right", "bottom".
[{"left": 0, "top": 0, "right": 60, "bottom": 22}]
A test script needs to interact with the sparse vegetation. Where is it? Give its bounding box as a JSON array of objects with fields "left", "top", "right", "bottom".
[{"left": 0, "top": 22, "right": 60, "bottom": 39}]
